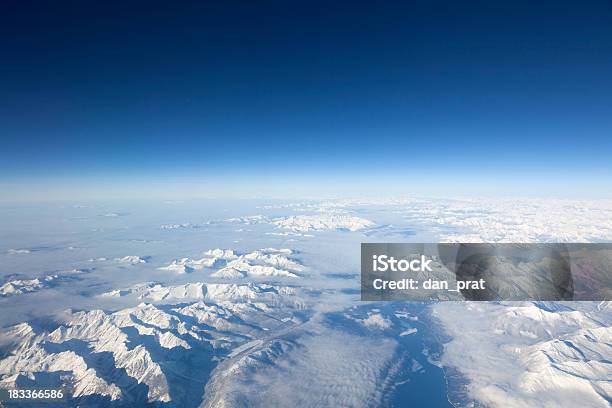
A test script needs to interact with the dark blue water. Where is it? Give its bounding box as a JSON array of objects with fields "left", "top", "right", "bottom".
[{"left": 385, "top": 303, "right": 452, "bottom": 408}]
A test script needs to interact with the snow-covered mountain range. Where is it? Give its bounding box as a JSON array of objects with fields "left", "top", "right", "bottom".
[{"left": 0, "top": 198, "right": 610, "bottom": 407}]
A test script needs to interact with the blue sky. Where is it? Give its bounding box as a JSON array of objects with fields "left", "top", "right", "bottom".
[{"left": 1, "top": 0, "right": 612, "bottom": 199}]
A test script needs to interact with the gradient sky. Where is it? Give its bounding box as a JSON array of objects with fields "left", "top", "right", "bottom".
[{"left": 2, "top": 0, "right": 612, "bottom": 199}]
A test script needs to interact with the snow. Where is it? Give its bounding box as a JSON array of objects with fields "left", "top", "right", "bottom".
[
  {"left": 396, "top": 197, "right": 612, "bottom": 243},
  {"left": 0, "top": 269, "right": 88, "bottom": 297},
  {"left": 116, "top": 255, "right": 146, "bottom": 264},
  {"left": 213, "top": 260, "right": 300, "bottom": 279},
  {"left": 0, "top": 275, "right": 58, "bottom": 297},
  {"left": 158, "top": 257, "right": 218, "bottom": 273},
  {"left": 0, "top": 278, "right": 304, "bottom": 405},
  {"left": 433, "top": 301, "right": 612, "bottom": 407},
  {"left": 202, "top": 317, "right": 401, "bottom": 408},
  {"left": 225, "top": 215, "right": 268, "bottom": 225},
  {"left": 1, "top": 197, "right": 611, "bottom": 407},
  {"left": 204, "top": 248, "right": 238, "bottom": 259},
  {"left": 99, "top": 281, "right": 297, "bottom": 304},
  {"left": 157, "top": 248, "right": 298, "bottom": 277},
  {"left": 272, "top": 214, "right": 375, "bottom": 232},
  {"left": 160, "top": 222, "right": 202, "bottom": 229},
  {"left": 7, "top": 249, "right": 31, "bottom": 254},
  {"left": 211, "top": 248, "right": 303, "bottom": 279},
  {"left": 360, "top": 313, "right": 393, "bottom": 330},
  {"left": 400, "top": 328, "right": 418, "bottom": 336}
]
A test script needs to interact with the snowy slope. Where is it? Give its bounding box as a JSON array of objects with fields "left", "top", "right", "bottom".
[
  {"left": 432, "top": 301, "right": 612, "bottom": 408},
  {"left": 0, "top": 281, "right": 302, "bottom": 406}
]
